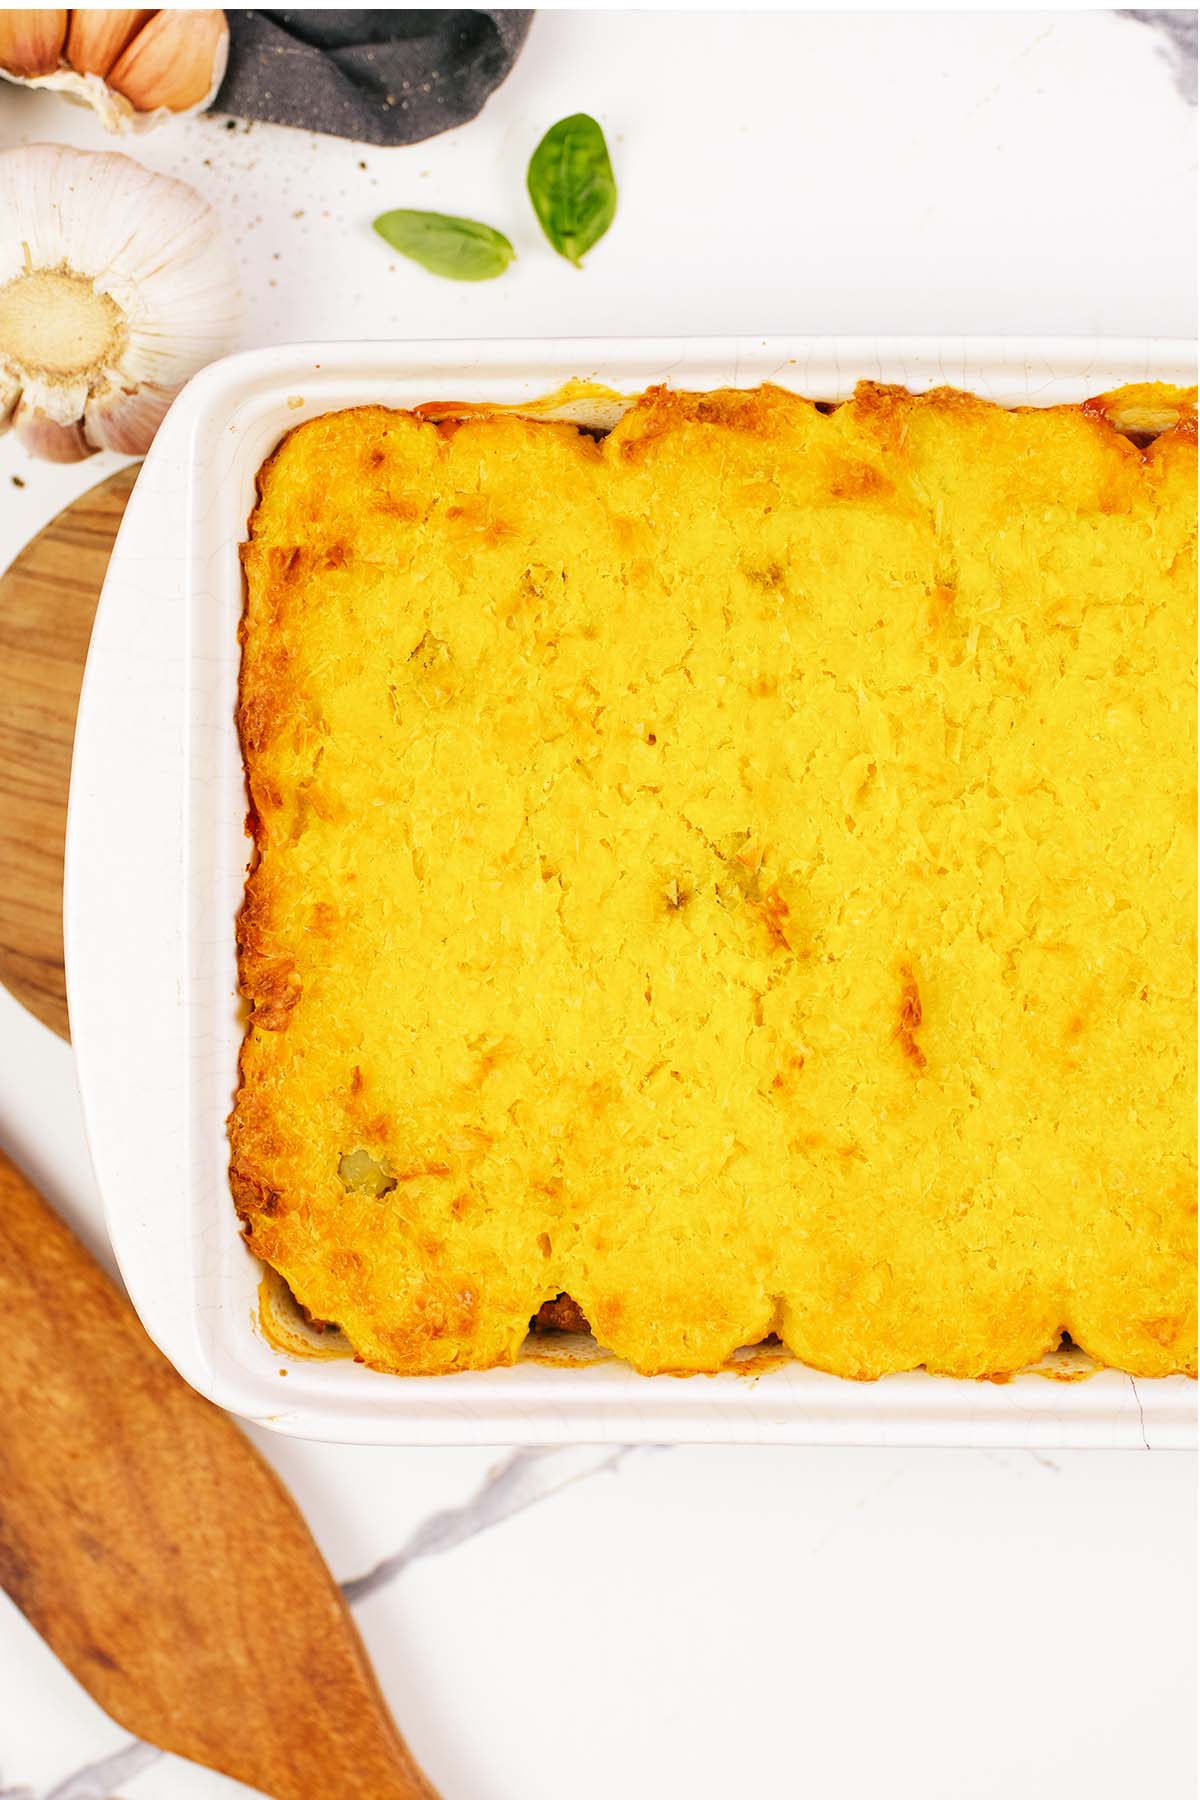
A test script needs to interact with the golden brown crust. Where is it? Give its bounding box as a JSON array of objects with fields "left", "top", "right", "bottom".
[{"left": 230, "top": 381, "right": 1197, "bottom": 1379}]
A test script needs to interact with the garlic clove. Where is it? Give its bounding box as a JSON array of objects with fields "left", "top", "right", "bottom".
[
  {"left": 0, "top": 9, "right": 68, "bottom": 78},
  {"left": 107, "top": 8, "right": 227, "bottom": 114},
  {"left": 83, "top": 380, "right": 173, "bottom": 455},
  {"left": 0, "top": 9, "right": 228, "bottom": 131},
  {"left": 13, "top": 397, "right": 93, "bottom": 465},
  {"left": 0, "top": 144, "right": 240, "bottom": 462},
  {"left": 66, "top": 9, "right": 157, "bottom": 78}
]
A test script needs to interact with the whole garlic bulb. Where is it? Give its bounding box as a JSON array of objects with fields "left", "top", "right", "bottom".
[
  {"left": 0, "top": 9, "right": 227, "bottom": 132},
  {"left": 0, "top": 144, "right": 241, "bottom": 462}
]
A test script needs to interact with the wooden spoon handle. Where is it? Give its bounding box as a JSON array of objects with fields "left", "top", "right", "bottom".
[{"left": 0, "top": 1147, "right": 438, "bottom": 1800}]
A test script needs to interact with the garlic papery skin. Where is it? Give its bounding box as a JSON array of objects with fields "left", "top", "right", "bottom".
[
  {"left": 0, "top": 9, "right": 227, "bottom": 132},
  {"left": 0, "top": 144, "right": 241, "bottom": 463}
]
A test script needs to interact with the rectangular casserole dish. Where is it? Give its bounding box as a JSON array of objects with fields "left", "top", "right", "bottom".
[{"left": 65, "top": 337, "right": 1197, "bottom": 1446}]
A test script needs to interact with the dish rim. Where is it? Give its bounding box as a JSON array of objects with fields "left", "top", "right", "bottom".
[{"left": 65, "top": 335, "right": 1197, "bottom": 1446}]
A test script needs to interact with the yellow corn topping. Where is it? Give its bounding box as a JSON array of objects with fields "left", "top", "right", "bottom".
[{"left": 231, "top": 383, "right": 1197, "bottom": 1378}]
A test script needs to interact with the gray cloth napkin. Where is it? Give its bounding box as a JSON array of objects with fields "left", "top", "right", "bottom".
[{"left": 216, "top": 10, "right": 534, "bottom": 145}]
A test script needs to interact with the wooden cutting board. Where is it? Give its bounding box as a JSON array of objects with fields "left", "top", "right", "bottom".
[{"left": 0, "top": 468, "right": 136, "bottom": 1041}]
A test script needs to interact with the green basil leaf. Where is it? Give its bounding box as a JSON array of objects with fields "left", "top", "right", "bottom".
[
  {"left": 526, "top": 113, "right": 617, "bottom": 268},
  {"left": 372, "top": 210, "right": 514, "bottom": 282}
]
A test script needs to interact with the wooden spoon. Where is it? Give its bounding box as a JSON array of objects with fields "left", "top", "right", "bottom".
[{"left": 0, "top": 1146, "right": 439, "bottom": 1799}]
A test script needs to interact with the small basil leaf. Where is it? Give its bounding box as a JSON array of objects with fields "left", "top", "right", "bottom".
[
  {"left": 372, "top": 210, "right": 514, "bottom": 282},
  {"left": 526, "top": 113, "right": 617, "bottom": 268}
]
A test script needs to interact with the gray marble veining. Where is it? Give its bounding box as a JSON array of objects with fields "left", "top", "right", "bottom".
[
  {"left": 0, "top": 1739, "right": 159, "bottom": 1800},
  {"left": 5, "top": 1446, "right": 643, "bottom": 1800},
  {"left": 42, "top": 1742, "right": 161, "bottom": 1800},
  {"left": 1120, "top": 10, "right": 1198, "bottom": 102},
  {"left": 342, "top": 1444, "right": 641, "bottom": 1605}
]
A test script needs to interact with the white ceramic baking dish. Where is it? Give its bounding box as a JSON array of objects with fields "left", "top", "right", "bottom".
[{"left": 65, "top": 337, "right": 1197, "bottom": 1447}]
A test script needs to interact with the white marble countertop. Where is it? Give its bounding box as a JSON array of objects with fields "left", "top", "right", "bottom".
[{"left": 0, "top": 11, "right": 1195, "bottom": 1798}]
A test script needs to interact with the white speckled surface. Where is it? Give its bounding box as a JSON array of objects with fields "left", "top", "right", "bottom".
[{"left": 0, "top": 11, "right": 1195, "bottom": 1798}]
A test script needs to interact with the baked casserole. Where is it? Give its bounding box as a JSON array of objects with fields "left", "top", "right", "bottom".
[{"left": 230, "top": 381, "right": 1198, "bottom": 1380}]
